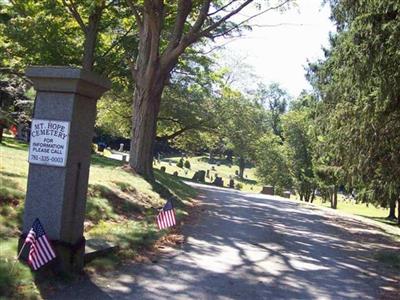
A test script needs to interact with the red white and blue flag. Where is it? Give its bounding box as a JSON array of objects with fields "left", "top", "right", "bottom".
[
  {"left": 24, "top": 218, "right": 56, "bottom": 270},
  {"left": 156, "top": 199, "right": 176, "bottom": 230}
]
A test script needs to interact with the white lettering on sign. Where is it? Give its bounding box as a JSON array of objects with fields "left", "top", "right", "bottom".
[{"left": 28, "top": 119, "right": 70, "bottom": 167}]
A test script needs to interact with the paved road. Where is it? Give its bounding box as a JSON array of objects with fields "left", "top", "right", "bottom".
[{"left": 52, "top": 183, "right": 399, "bottom": 300}]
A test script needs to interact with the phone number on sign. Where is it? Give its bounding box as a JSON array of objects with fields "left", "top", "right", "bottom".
[{"left": 30, "top": 155, "right": 63, "bottom": 163}]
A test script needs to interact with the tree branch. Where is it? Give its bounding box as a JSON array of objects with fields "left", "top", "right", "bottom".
[
  {"left": 0, "top": 68, "right": 32, "bottom": 84},
  {"left": 188, "top": 0, "right": 211, "bottom": 36},
  {"left": 207, "top": 0, "right": 238, "bottom": 17},
  {"left": 165, "top": 0, "right": 193, "bottom": 51},
  {"left": 209, "top": 0, "right": 292, "bottom": 39},
  {"left": 197, "top": 0, "right": 254, "bottom": 39},
  {"left": 100, "top": 24, "right": 136, "bottom": 59},
  {"left": 126, "top": 0, "right": 143, "bottom": 29},
  {"left": 157, "top": 116, "right": 184, "bottom": 125},
  {"left": 62, "top": 0, "right": 87, "bottom": 33}
]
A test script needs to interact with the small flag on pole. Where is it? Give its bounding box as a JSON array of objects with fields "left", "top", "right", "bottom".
[
  {"left": 156, "top": 199, "right": 176, "bottom": 230},
  {"left": 24, "top": 218, "right": 56, "bottom": 270}
]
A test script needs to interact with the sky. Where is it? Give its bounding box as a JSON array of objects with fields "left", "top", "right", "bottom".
[{"left": 215, "top": 0, "right": 336, "bottom": 97}]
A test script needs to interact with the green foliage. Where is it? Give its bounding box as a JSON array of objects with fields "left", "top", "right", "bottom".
[
  {"left": 309, "top": 0, "right": 400, "bottom": 212},
  {"left": 235, "top": 183, "right": 243, "bottom": 190},
  {"left": 219, "top": 88, "right": 268, "bottom": 177},
  {"left": 176, "top": 158, "right": 184, "bottom": 168},
  {"left": 184, "top": 160, "right": 191, "bottom": 169},
  {"left": 255, "top": 133, "right": 292, "bottom": 192},
  {"left": 254, "top": 82, "right": 290, "bottom": 139},
  {"left": 283, "top": 109, "right": 316, "bottom": 202}
]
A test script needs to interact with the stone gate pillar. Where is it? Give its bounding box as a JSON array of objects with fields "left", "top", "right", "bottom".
[{"left": 21, "top": 66, "right": 111, "bottom": 272}]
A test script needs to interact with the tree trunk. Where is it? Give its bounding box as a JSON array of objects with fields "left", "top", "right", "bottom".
[
  {"left": 311, "top": 189, "right": 316, "bottom": 203},
  {"left": 304, "top": 190, "right": 310, "bottom": 202},
  {"left": 129, "top": 82, "right": 163, "bottom": 181},
  {"left": 331, "top": 185, "right": 338, "bottom": 209},
  {"left": 397, "top": 198, "right": 400, "bottom": 225},
  {"left": 82, "top": 9, "right": 102, "bottom": 71},
  {"left": 238, "top": 157, "right": 245, "bottom": 179},
  {"left": 387, "top": 198, "right": 397, "bottom": 220},
  {"left": 0, "top": 126, "right": 3, "bottom": 143}
]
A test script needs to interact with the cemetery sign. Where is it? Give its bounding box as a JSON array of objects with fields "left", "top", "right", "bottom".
[{"left": 28, "top": 119, "right": 70, "bottom": 167}]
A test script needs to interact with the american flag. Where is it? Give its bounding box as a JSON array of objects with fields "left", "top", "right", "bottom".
[
  {"left": 24, "top": 218, "right": 56, "bottom": 270},
  {"left": 156, "top": 199, "right": 176, "bottom": 230}
]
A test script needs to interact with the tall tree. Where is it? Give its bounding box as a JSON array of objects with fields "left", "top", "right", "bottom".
[
  {"left": 255, "top": 132, "right": 292, "bottom": 194},
  {"left": 254, "top": 82, "right": 289, "bottom": 139},
  {"left": 125, "top": 0, "right": 293, "bottom": 180},
  {"left": 283, "top": 109, "right": 315, "bottom": 202},
  {"left": 309, "top": 0, "right": 400, "bottom": 218},
  {"left": 221, "top": 89, "right": 267, "bottom": 178}
]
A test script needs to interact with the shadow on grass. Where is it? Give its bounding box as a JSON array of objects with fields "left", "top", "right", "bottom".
[
  {"left": 87, "top": 184, "right": 143, "bottom": 222},
  {"left": 90, "top": 154, "right": 123, "bottom": 168},
  {"left": 198, "top": 156, "right": 233, "bottom": 167},
  {"left": 0, "top": 137, "right": 29, "bottom": 151},
  {"left": 360, "top": 216, "right": 400, "bottom": 227},
  {"left": 0, "top": 170, "right": 26, "bottom": 179},
  {"left": 153, "top": 170, "right": 198, "bottom": 209},
  {"left": 235, "top": 177, "right": 257, "bottom": 185}
]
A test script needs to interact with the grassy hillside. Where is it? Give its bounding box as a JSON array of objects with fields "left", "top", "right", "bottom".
[
  {"left": 0, "top": 136, "right": 197, "bottom": 299},
  {"left": 154, "top": 156, "right": 262, "bottom": 192}
]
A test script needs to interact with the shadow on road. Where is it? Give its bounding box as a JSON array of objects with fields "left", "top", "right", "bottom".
[{"left": 53, "top": 184, "right": 400, "bottom": 300}]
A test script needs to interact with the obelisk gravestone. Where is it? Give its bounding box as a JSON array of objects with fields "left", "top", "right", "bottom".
[{"left": 21, "top": 66, "right": 111, "bottom": 272}]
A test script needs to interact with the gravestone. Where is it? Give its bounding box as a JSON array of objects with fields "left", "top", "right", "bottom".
[
  {"left": 213, "top": 176, "right": 224, "bottom": 187},
  {"left": 160, "top": 166, "right": 166, "bottom": 173},
  {"left": 20, "top": 66, "right": 111, "bottom": 273},
  {"left": 192, "top": 170, "right": 206, "bottom": 182},
  {"left": 173, "top": 171, "right": 179, "bottom": 176},
  {"left": 119, "top": 143, "right": 124, "bottom": 151},
  {"left": 283, "top": 191, "right": 291, "bottom": 198},
  {"left": 229, "top": 179, "right": 235, "bottom": 188},
  {"left": 261, "top": 186, "right": 274, "bottom": 195}
]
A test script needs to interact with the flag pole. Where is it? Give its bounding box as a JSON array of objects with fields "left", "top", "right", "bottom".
[
  {"left": 10, "top": 241, "right": 28, "bottom": 275},
  {"left": 16, "top": 241, "right": 27, "bottom": 260}
]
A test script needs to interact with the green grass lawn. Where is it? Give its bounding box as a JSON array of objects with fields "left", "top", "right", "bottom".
[
  {"left": 295, "top": 194, "right": 399, "bottom": 228},
  {"left": 308, "top": 195, "right": 391, "bottom": 220},
  {"left": 154, "top": 156, "right": 262, "bottom": 192},
  {"left": 156, "top": 155, "right": 398, "bottom": 228},
  {"left": 0, "top": 136, "right": 197, "bottom": 299}
]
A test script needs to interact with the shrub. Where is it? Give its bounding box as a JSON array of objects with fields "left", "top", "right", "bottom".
[
  {"left": 235, "top": 183, "right": 243, "bottom": 190},
  {"left": 177, "top": 158, "right": 184, "bottom": 168},
  {"left": 184, "top": 160, "right": 191, "bottom": 169}
]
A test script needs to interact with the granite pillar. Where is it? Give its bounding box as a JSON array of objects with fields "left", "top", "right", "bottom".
[{"left": 21, "top": 66, "right": 111, "bottom": 273}]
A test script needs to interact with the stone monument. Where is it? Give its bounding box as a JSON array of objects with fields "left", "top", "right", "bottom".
[
  {"left": 20, "top": 66, "right": 111, "bottom": 273},
  {"left": 261, "top": 186, "right": 274, "bottom": 195}
]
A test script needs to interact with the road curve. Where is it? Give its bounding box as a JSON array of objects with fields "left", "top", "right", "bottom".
[{"left": 52, "top": 183, "right": 399, "bottom": 300}]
